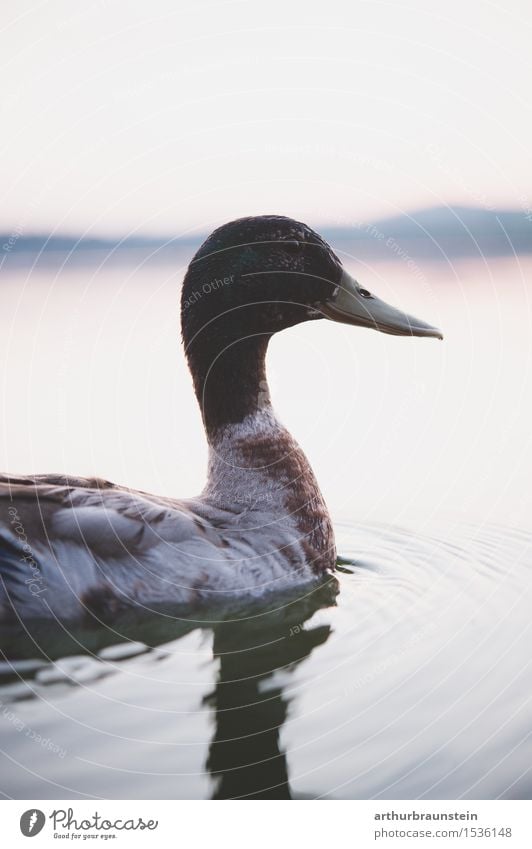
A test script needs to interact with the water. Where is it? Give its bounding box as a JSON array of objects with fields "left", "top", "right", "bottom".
[
  {"left": 1, "top": 522, "right": 530, "bottom": 799},
  {"left": 1, "top": 252, "right": 531, "bottom": 798}
]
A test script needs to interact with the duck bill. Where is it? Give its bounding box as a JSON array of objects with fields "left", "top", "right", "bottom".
[{"left": 321, "top": 269, "right": 443, "bottom": 339}]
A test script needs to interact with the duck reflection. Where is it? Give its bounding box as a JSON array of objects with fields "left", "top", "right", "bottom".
[
  {"left": 0, "top": 576, "right": 338, "bottom": 800},
  {"left": 204, "top": 578, "right": 338, "bottom": 799}
]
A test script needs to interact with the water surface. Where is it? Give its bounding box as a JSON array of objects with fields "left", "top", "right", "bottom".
[{"left": 1, "top": 522, "right": 530, "bottom": 799}]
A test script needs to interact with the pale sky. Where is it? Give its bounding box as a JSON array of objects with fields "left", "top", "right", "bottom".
[{"left": 1, "top": 0, "right": 532, "bottom": 238}]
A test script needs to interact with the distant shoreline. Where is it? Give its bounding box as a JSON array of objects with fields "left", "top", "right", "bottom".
[{"left": 2, "top": 205, "right": 531, "bottom": 267}]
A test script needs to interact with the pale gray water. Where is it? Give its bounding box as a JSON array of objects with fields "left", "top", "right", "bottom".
[
  {"left": 0, "top": 253, "right": 531, "bottom": 798},
  {"left": 0, "top": 522, "right": 530, "bottom": 799}
]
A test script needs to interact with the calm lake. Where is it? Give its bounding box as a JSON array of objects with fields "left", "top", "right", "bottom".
[{"left": 0, "top": 250, "right": 531, "bottom": 798}]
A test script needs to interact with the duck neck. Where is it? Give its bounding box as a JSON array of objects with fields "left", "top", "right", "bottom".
[
  {"left": 189, "top": 335, "right": 272, "bottom": 438},
  {"left": 188, "top": 335, "right": 335, "bottom": 571}
]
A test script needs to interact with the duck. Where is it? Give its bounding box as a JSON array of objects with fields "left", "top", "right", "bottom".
[{"left": 0, "top": 216, "right": 442, "bottom": 626}]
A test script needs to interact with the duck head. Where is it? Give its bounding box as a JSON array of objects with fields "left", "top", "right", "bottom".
[{"left": 181, "top": 215, "right": 442, "bottom": 434}]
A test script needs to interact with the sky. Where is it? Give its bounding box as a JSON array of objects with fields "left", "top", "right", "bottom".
[{"left": 1, "top": 0, "right": 532, "bottom": 238}]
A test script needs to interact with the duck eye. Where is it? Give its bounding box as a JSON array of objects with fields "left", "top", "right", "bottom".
[{"left": 359, "top": 288, "right": 372, "bottom": 298}]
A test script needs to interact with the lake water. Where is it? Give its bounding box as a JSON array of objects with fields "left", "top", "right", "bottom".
[{"left": 0, "top": 250, "right": 531, "bottom": 798}]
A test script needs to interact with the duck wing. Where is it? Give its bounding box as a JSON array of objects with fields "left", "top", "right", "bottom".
[
  {"left": 0, "top": 473, "right": 236, "bottom": 624},
  {"left": 0, "top": 474, "right": 314, "bottom": 625}
]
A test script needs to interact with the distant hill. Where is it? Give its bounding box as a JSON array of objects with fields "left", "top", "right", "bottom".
[
  {"left": 0, "top": 232, "right": 199, "bottom": 268},
  {"left": 328, "top": 206, "right": 532, "bottom": 260},
  {"left": 1, "top": 206, "right": 531, "bottom": 269}
]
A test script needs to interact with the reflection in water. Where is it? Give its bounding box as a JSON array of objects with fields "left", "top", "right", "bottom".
[
  {"left": 0, "top": 576, "right": 338, "bottom": 800},
  {"left": 205, "top": 581, "right": 337, "bottom": 799}
]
